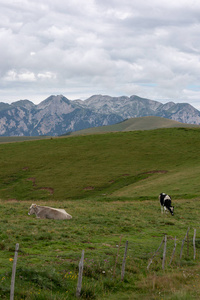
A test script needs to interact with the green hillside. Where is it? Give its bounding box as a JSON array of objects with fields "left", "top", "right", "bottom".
[
  {"left": 0, "top": 135, "right": 49, "bottom": 143},
  {"left": 0, "top": 127, "right": 200, "bottom": 201},
  {"left": 1, "top": 128, "right": 200, "bottom": 299},
  {"left": 70, "top": 116, "right": 200, "bottom": 135}
]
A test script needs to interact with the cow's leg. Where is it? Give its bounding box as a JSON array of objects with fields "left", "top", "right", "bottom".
[{"left": 161, "top": 205, "right": 164, "bottom": 214}]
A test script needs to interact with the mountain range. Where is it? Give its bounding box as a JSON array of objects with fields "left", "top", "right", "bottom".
[
  {"left": 70, "top": 116, "right": 200, "bottom": 136},
  {"left": 0, "top": 94, "right": 200, "bottom": 136}
]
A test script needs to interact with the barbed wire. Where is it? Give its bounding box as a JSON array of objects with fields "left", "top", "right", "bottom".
[{"left": 0, "top": 229, "right": 198, "bottom": 264}]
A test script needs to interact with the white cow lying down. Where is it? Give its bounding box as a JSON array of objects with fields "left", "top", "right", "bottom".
[{"left": 28, "top": 204, "right": 72, "bottom": 220}]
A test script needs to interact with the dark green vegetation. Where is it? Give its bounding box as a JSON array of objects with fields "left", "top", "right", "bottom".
[
  {"left": 1, "top": 127, "right": 200, "bottom": 299},
  {"left": 70, "top": 116, "right": 200, "bottom": 135}
]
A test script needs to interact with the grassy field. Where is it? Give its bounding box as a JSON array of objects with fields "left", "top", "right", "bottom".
[{"left": 1, "top": 127, "right": 200, "bottom": 299}]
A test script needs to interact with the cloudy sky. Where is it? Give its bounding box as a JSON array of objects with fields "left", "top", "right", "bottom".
[{"left": 1, "top": 0, "right": 200, "bottom": 109}]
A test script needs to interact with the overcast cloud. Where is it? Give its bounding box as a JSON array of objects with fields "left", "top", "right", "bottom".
[{"left": 1, "top": 0, "right": 200, "bottom": 109}]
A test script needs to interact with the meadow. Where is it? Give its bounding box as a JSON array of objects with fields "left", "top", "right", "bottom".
[{"left": 1, "top": 127, "right": 200, "bottom": 299}]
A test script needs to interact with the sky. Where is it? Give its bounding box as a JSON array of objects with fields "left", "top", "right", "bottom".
[{"left": 1, "top": 0, "right": 200, "bottom": 109}]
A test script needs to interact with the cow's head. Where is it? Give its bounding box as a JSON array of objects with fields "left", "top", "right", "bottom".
[
  {"left": 170, "top": 206, "right": 174, "bottom": 216},
  {"left": 28, "top": 204, "right": 37, "bottom": 215}
]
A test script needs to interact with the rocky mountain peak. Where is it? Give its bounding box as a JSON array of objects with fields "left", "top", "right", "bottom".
[
  {"left": 0, "top": 94, "right": 199, "bottom": 136},
  {"left": 37, "top": 95, "right": 70, "bottom": 109},
  {"left": 11, "top": 100, "right": 35, "bottom": 110}
]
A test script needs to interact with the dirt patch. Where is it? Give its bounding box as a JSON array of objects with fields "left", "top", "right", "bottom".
[
  {"left": 27, "top": 178, "right": 54, "bottom": 195},
  {"left": 109, "top": 180, "right": 115, "bottom": 183},
  {"left": 27, "top": 177, "right": 36, "bottom": 186},
  {"left": 6, "top": 199, "right": 19, "bottom": 203},
  {"left": 83, "top": 186, "right": 95, "bottom": 190},
  {"left": 22, "top": 167, "right": 29, "bottom": 171},
  {"left": 142, "top": 170, "right": 168, "bottom": 175}
]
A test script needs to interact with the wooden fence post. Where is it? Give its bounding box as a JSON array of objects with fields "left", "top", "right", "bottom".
[
  {"left": 76, "top": 250, "right": 84, "bottom": 298},
  {"left": 147, "top": 236, "right": 164, "bottom": 270},
  {"left": 187, "top": 227, "right": 189, "bottom": 257},
  {"left": 169, "top": 236, "right": 176, "bottom": 265},
  {"left": 10, "top": 243, "right": 19, "bottom": 300},
  {"left": 162, "top": 235, "right": 167, "bottom": 270},
  {"left": 193, "top": 229, "right": 196, "bottom": 260},
  {"left": 113, "top": 235, "right": 122, "bottom": 277},
  {"left": 180, "top": 227, "right": 190, "bottom": 260},
  {"left": 121, "top": 241, "right": 128, "bottom": 281}
]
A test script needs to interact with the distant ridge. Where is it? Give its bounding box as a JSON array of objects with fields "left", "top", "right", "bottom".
[
  {"left": 0, "top": 94, "right": 200, "bottom": 136},
  {"left": 70, "top": 116, "right": 200, "bottom": 135}
]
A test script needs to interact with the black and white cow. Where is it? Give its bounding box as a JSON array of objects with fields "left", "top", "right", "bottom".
[{"left": 159, "top": 193, "right": 174, "bottom": 216}]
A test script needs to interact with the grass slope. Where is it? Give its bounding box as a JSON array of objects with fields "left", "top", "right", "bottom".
[
  {"left": 0, "top": 128, "right": 200, "bottom": 299},
  {"left": 0, "top": 127, "right": 200, "bottom": 201},
  {"left": 70, "top": 116, "right": 200, "bottom": 135},
  {"left": 0, "top": 136, "right": 50, "bottom": 144}
]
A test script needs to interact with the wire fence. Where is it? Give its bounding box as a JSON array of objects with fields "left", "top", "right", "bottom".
[{"left": 0, "top": 227, "right": 199, "bottom": 299}]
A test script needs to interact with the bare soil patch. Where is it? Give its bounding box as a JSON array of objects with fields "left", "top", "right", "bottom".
[
  {"left": 27, "top": 178, "right": 54, "bottom": 194},
  {"left": 83, "top": 186, "right": 95, "bottom": 190},
  {"left": 142, "top": 170, "right": 168, "bottom": 174}
]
